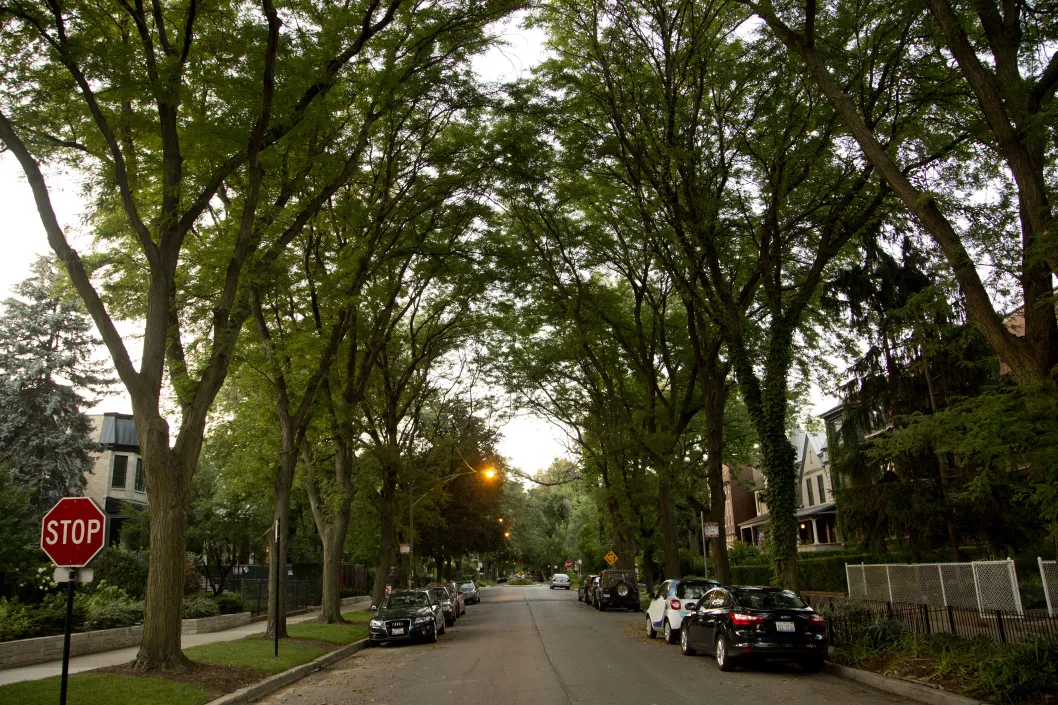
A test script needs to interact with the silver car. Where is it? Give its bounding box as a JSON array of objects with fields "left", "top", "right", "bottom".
[
  {"left": 550, "top": 573, "right": 572, "bottom": 590},
  {"left": 458, "top": 580, "right": 480, "bottom": 605}
]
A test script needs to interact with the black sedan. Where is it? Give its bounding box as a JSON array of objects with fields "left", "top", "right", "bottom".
[
  {"left": 679, "top": 587, "right": 827, "bottom": 672},
  {"left": 368, "top": 590, "right": 444, "bottom": 645},
  {"left": 578, "top": 575, "right": 599, "bottom": 603},
  {"left": 426, "top": 586, "right": 458, "bottom": 626}
]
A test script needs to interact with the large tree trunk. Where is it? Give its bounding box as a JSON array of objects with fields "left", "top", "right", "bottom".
[
  {"left": 657, "top": 472, "right": 682, "bottom": 580},
  {"left": 703, "top": 376, "right": 731, "bottom": 585},
  {"left": 133, "top": 415, "right": 193, "bottom": 671},
  {"left": 371, "top": 458, "right": 398, "bottom": 606},
  {"left": 319, "top": 509, "right": 351, "bottom": 623},
  {"left": 265, "top": 497, "right": 289, "bottom": 638}
]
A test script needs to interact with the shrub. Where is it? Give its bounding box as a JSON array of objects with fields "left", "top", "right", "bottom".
[
  {"left": 975, "top": 638, "right": 1058, "bottom": 704},
  {"left": 210, "top": 592, "right": 244, "bottom": 615},
  {"left": 85, "top": 600, "right": 145, "bottom": 629},
  {"left": 182, "top": 595, "right": 220, "bottom": 619},
  {"left": 727, "top": 540, "right": 762, "bottom": 565},
  {"left": 92, "top": 547, "right": 149, "bottom": 599},
  {"left": 730, "top": 564, "right": 772, "bottom": 586},
  {"left": 28, "top": 592, "right": 87, "bottom": 635},
  {"left": 0, "top": 598, "right": 31, "bottom": 641},
  {"left": 184, "top": 556, "right": 202, "bottom": 595}
]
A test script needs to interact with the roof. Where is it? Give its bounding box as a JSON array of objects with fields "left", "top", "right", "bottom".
[
  {"left": 739, "top": 513, "right": 771, "bottom": 529},
  {"left": 796, "top": 501, "right": 836, "bottom": 518},
  {"left": 98, "top": 413, "right": 139, "bottom": 449}
]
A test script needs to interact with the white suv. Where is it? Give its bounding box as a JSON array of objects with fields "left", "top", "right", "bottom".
[
  {"left": 550, "top": 573, "right": 572, "bottom": 590},
  {"left": 646, "top": 578, "right": 718, "bottom": 643}
]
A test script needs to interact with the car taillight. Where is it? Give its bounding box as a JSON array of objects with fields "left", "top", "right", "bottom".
[
  {"left": 669, "top": 599, "right": 681, "bottom": 611},
  {"left": 807, "top": 614, "right": 825, "bottom": 626},
  {"left": 731, "top": 612, "right": 765, "bottom": 626}
]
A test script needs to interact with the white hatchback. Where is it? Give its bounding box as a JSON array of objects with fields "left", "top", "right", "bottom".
[
  {"left": 550, "top": 573, "right": 572, "bottom": 589},
  {"left": 646, "top": 578, "right": 718, "bottom": 644}
]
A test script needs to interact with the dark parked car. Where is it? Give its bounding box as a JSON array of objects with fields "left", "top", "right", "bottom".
[
  {"left": 368, "top": 590, "right": 444, "bottom": 645},
  {"left": 595, "top": 569, "right": 640, "bottom": 611},
  {"left": 426, "top": 586, "right": 458, "bottom": 626},
  {"left": 578, "top": 575, "right": 599, "bottom": 603},
  {"left": 679, "top": 587, "right": 828, "bottom": 672},
  {"left": 458, "top": 580, "right": 480, "bottom": 605},
  {"left": 497, "top": 575, "right": 508, "bottom": 583}
]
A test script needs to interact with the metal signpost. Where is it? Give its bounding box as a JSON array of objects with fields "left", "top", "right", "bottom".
[
  {"left": 701, "top": 513, "right": 719, "bottom": 580},
  {"left": 40, "top": 498, "right": 107, "bottom": 705}
]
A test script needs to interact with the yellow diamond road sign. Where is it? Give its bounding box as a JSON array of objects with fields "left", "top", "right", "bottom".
[{"left": 604, "top": 551, "right": 619, "bottom": 566}]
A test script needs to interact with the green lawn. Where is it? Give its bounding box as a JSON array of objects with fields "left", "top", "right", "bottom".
[
  {"left": 286, "top": 623, "right": 368, "bottom": 645},
  {"left": 0, "top": 673, "right": 211, "bottom": 705},
  {"left": 341, "top": 611, "right": 373, "bottom": 624},
  {"left": 185, "top": 638, "right": 328, "bottom": 674}
]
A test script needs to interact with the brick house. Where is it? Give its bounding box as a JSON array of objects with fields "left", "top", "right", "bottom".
[{"left": 83, "top": 412, "right": 146, "bottom": 545}]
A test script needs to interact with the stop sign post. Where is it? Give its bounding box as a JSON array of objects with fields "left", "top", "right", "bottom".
[{"left": 40, "top": 497, "right": 107, "bottom": 705}]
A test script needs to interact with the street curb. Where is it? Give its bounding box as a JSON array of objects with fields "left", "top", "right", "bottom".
[
  {"left": 825, "top": 663, "right": 990, "bottom": 705},
  {"left": 203, "top": 638, "right": 368, "bottom": 705}
]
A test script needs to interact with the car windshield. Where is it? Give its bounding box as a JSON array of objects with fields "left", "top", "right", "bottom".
[
  {"left": 459, "top": 582, "right": 474, "bottom": 590},
  {"left": 553, "top": 574, "right": 568, "bottom": 580},
  {"left": 427, "top": 588, "right": 448, "bottom": 601},
  {"left": 603, "top": 571, "right": 636, "bottom": 587},
  {"left": 382, "top": 593, "right": 427, "bottom": 609},
  {"left": 676, "top": 582, "right": 714, "bottom": 599},
  {"left": 733, "top": 589, "right": 809, "bottom": 610}
]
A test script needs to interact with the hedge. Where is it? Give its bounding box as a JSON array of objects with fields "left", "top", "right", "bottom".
[{"left": 730, "top": 553, "right": 875, "bottom": 592}]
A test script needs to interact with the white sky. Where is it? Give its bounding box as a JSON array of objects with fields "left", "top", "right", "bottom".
[{"left": 0, "top": 14, "right": 835, "bottom": 477}]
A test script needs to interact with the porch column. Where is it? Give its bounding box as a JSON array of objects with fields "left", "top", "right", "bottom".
[{"left": 811, "top": 518, "right": 820, "bottom": 545}]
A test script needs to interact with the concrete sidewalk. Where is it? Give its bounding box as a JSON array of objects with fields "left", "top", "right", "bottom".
[{"left": 0, "top": 603, "right": 371, "bottom": 686}]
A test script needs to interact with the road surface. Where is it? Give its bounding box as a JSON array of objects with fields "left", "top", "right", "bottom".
[{"left": 260, "top": 584, "right": 903, "bottom": 705}]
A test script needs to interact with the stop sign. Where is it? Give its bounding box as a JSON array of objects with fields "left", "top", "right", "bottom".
[
  {"left": 40, "top": 498, "right": 107, "bottom": 568},
  {"left": 565, "top": 559, "right": 573, "bottom": 570}
]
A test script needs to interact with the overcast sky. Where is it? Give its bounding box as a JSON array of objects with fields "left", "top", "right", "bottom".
[{"left": 0, "top": 14, "right": 835, "bottom": 477}]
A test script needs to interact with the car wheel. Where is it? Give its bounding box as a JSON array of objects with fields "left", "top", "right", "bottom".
[
  {"left": 427, "top": 626, "right": 438, "bottom": 643},
  {"left": 802, "top": 656, "right": 825, "bottom": 673},
  {"left": 716, "top": 634, "right": 735, "bottom": 672},
  {"left": 599, "top": 602, "right": 607, "bottom": 611},
  {"left": 439, "top": 621, "right": 446, "bottom": 635},
  {"left": 680, "top": 627, "right": 696, "bottom": 656},
  {"left": 664, "top": 620, "right": 679, "bottom": 644},
  {"left": 578, "top": 592, "right": 583, "bottom": 602},
  {"left": 646, "top": 614, "right": 657, "bottom": 639}
]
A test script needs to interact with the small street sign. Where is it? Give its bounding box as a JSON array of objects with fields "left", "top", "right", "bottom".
[
  {"left": 400, "top": 543, "right": 411, "bottom": 555},
  {"left": 565, "top": 559, "right": 573, "bottom": 570},
  {"left": 40, "top": 497, "right": 107, "bottom": 568},
  {"left": 604, "top": 551, "right": 619, "bottom": 566},
  {"left": 703, "top": 522, "right": 720, "bottom": 538}
]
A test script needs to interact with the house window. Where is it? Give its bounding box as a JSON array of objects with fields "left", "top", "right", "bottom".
[
  {"left": 111, "top": 454, "right": 128, "bottom": 489},
  {"left": 806, "top": 479, "right": 815, "bottom": 506},
  {"left": 134, "top": 457, "right": 145, "bottom": 492},
  {"left": 798, "top": 520, "right": 814, "bottom": 544},
  {"left": 817, "top": 474, "right": 825, "bottom": 503}
]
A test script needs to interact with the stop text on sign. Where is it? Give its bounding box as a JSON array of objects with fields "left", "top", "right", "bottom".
[
  {"left": 40, "top": 497, "right": 108, "bottom": 568},
  {"left": 44, "top": 518, "right": 103, "bottom": 547}
]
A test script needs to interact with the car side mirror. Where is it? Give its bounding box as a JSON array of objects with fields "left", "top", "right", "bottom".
[
  {"left": 370, "top": 605, "right": 377, "bottom": 611},
  {"left": 685, "top": 602, "right": 697, "bottom": 611}
]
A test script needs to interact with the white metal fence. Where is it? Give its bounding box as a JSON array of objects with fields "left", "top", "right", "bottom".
[
  {"left": 846, "top": 559, "right": 1024, "bottom": 615},
  {"left": 1041, "top": 558, "right": 1058, "bottom": 618}
]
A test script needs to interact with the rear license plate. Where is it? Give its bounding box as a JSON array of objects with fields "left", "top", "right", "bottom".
[
  {"left": 775, "top": 622, "right": 795, "bottom": 632},
  {"left": 392, "top": 627, "right": 405, "bottom": 635}
]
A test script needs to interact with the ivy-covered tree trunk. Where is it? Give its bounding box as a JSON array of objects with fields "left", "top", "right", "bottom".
[
  {"left": 703, "top": 374, "right": 731, "bottom": 585},
  {"left": 371, "top": 456, "right": 399, "bottom": 607},
  {"left": 657, "top": 472, "right": 682, "bottom": 579}
]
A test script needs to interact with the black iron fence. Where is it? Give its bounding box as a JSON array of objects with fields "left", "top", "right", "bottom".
[
  {"left": 822, "top": 599, "right": 1058, "bottom": 646},
  {"left": 240, "top": 578, "right": 321, "bottom": 615}
]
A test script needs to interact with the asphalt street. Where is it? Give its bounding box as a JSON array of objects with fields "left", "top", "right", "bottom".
[{"left": 259, "top": 585, "right": 905, "bottom": 705}]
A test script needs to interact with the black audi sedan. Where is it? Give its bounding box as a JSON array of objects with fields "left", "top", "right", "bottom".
[
  {"left": 368, "top": 590, "right": 444, "bottom": 645},
  {"left": 679, "top": 586, "right": 827, "bottom": 672}
]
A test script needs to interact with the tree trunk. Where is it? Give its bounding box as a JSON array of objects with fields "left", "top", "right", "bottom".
[
  {"left": 266, "top": 480, "right": 292, "bottom": 639},
  {"left": 614, "top": 525, "right": 637, "bottom": 571},
  {"left": 657, "top": 472, "right": 682, "bottom": 579},
  {"left": 133, "top": 416, "right": 193, "bottom": 671},
  {"left": 319, "top": 509, "right": 351, "bottom": 623},
  {"left": 703, "top": 377, "right": 731, "bottom": 585},
  {"left": 371, "top": 458, "right": 398, "bottom": 607},
  {"left": 266, "top": 451, "right": 294, "bottom": 639}
]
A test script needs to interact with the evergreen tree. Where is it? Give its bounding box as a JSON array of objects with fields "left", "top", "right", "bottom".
[{"left": 0, "top": 257, "right": 112, "bottom": 512}]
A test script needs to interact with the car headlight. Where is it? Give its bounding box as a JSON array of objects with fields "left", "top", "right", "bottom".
[
  {"left": 443, "top": 601, "right": 452, "bottom": 608},
  {"left": 414, "top": 616, "right": 432, "bottom": 625},
  {"left": 369, "top": 619, "right": 384, "bottom": 628}
]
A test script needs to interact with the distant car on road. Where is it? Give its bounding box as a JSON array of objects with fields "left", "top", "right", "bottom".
[
  {"left": 497, "top": 575, "right": 508, "bottom": 583},
  {"left": 646, "top": 578, "right": 719, "bottom": 644},
  {"left": 595, "top": 569, "right": 640, "bottom": 611},
  {"left": 679, "top": 586, "right": 828, "bottom": 672},
  {"left": 458, "top": 580, "right": 480, "bottom": 604},
  {"left": 368, "top": 590, "right": 443, "bottom": 645},
  {"left": 550, "top": 573, "right": 571, "bottom": 590},
  {"left": 426, "top": 586, "right": 458, "bottom": 626},
  {"left": 578, "top": 575, "right": 599, "bottom": 603}
]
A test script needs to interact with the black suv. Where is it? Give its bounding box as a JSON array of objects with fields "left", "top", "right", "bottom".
[{"left": 595, "top": 569, "right": 640, "bottom": 611}]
